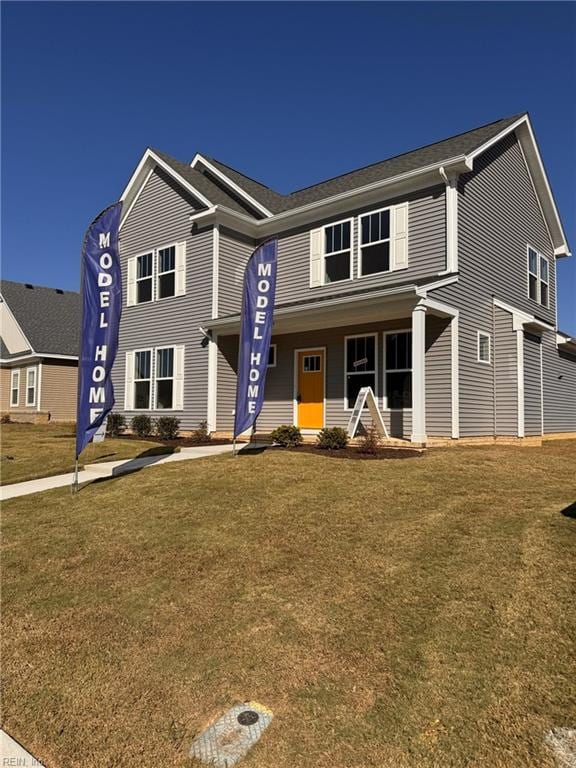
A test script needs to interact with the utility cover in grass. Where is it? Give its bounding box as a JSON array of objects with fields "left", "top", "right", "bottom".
[{"left": 189, "top": 701, "right": 273, "bottom": 767}]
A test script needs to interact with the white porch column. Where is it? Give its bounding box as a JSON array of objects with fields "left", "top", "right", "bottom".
[
  {"left": 411, "top": 303, "right": 427, "bottom": 443},
  {"left": 207, "top": 332, "right": 218, "bottom": 434}
]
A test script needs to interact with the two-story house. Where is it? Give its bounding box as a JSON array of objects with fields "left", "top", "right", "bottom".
[{"left": 112, "top": 113, "right": 576, "bottom": 444}]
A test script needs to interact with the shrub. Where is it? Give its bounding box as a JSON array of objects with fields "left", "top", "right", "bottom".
[
  {"left": 271, "top": 424, "right": 303, "bottom": 448},
  {"left": 155, "top": 416, "right": 180, "bottom": 440},
  {"left": 358, "top": 425, "right": 382, "bottom": 455},
  {"left": 190, "top": 420, "right": 211, "bottom": 444},
  {"left": 1, "top": 414, "right": 11, "bottom": 424},
  {"left": 131, "top": 414, "right": 153, "bottom": 438},
  {"left": 316, "top": 427, "right": 348, "bottom": 450},
  {"left": 106, "top": 413, "right": 126, "bottom": 437}
]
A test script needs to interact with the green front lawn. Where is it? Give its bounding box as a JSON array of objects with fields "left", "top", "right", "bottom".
[
  {"left": 2, "top": 442, "right": 575, "bottom": 767},
  {"left": 0, "top": 422, "right": 171, "bottom": 485}
]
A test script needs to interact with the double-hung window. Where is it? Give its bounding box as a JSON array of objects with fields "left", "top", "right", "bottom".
[
  {"left": 528, "top": 246, "right": 549, "bottom": 308},
  {"left": 26, "top": 367, "right": 36, "bottom": 407},
  {"left": 384, "top": 331, "right": 412, "bottom": 409},
  {"left": 10, "top": 369, "right": 19, "bottom": 407},
  {"left": 156, "top": 347, "right": 174, "bottom": 409},
  {"left": 324, "top": 220, "right": 352, "bottom": 283},
  {"left": 157, "top": 246, "right": 176, "bottom": 300},
  {"left": 136, "top": 253, "right": 153, "bottom": 304},
  {"left": 359, "top": 209, "right": 391, "bottom": 276},
  {"left": 134, "top": 350, "right": 152, "bottom": 409},
  {"left": 345, "top": 335, "right": 377, "bottom": 408}
]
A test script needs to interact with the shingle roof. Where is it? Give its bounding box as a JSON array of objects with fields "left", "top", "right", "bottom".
[
  {"left": 0, "top": 280, "right": 80, "bottom": 358},
  {"left": 202, "top": 113, "right": 525, "bottom": 214}
]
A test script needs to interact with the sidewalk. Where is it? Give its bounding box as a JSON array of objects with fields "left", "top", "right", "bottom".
[
  {"left": 0, "top": 729, "right": 44, "bottom": 766},
  {"left": 0, "top": 444, "right": 236, "bottom": 501}
]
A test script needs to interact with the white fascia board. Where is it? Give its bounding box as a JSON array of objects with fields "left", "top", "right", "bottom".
[
  {"left": 0, "top": 352, "right": 78, "bottom": 364},
  {"left": 466, "top": 115, "right": 570, "bottom": 257},
  {"left": 492, "top": 297, "right": 555, "bottom": 332},
  {"left": 415, "top": 275, "right": 459, "bottom": 297},
  {"left": 420, "top": 297, "right": 459, "bottom": 318},
  {"left": 192, "top": 154, "right": 274, "bottom": 218},
  {"left": 0, "top": 293, "right": 35, "bottom": 355}
]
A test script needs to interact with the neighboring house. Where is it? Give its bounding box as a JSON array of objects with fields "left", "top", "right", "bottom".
[
  {"left": 112, "top": 112, "right": 576, "bottom": 444},
  {"left": 0, "top": 281, "right": 79, "bottom": 422}
]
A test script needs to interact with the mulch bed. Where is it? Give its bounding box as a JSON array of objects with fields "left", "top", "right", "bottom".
[
  {"left": 115, "top": 434, "right": 233, "bottom": 448},
  {"left": 286, "top": 444, "right": 423, "bottom": 460}
]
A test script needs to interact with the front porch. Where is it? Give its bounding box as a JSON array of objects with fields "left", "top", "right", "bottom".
[{"left": 208, "top": 287, "right": 459, "bottom": 444}]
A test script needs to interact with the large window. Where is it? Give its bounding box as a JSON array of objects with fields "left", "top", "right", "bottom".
[
  {"left": 136, "top": 253, "right": 153, "bottom": 304},
  {"left": 134, "top": 350, "right": 152, "bottom": 409},
  {"left": 26, "top": 367, "right": 36, "bottom": 407},
  {"left": 156, "top": 347, "right": 174, "bottom": 409},
  {"left": 10, "top": 369, "right": 19, "bottom": 407},
  {"left": 384, "top": 331, "right": 412, "bottom": 409},
  {"left": 359, "top": 208, "right": 391, "bottom": 276},
  {"left": 528, "top": 246, "right": 549, "bottom": 308},
  {"left": 157, "top": 246, "right": 176, "bottom": 300},
  {"left": 324, "top": 220, "right": 352, "bottom": 283},
  {"left": 345, "top": 335, "right": 376, "bottom": 408}
]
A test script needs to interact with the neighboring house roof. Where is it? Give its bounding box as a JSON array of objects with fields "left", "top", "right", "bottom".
[
  {"left": 0, "top": 338, "right": 32, "bottom": 360},
  {"left": 0, "top": 280, "right": 80, "bottom": 358},
  {"left": 202, "top": 114, "right": 524, "bottom": 213}
]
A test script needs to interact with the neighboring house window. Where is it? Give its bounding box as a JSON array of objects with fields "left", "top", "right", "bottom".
[
  {"left": 345, "top": 335, "right": 377, "bottom": 408},
  {"left": 156, "top": 347, "right": 174, "bottom": 409},
  {"left": 10, "top": 369, "right": 19, "bottom": 407},
  {"left": 528, "top": 246, "right": 549, "bottom": 308},
  {"left": 384, "top": 331, "right": 412, "bottom": 409},
  {"left": 134, "top": 349, "right": 152, "bottom": 409},
  {"left": 268, "top": 344, "right": 277, "bottom": 368},
  {"left": 324, "top": 220, "right": 352, "bottom": 283},
  {"left": 157, "top": 246, "right": 176, "bottom": 300},
  {"left": 136, "top": 253, "right": 153, "bottom": 304},
  {"left": 359, "top": 208, "right": 391, "bottom": 276},
  {"left": 477, "top": 331, "right": 491, "bottom": 364},
  {"left": 26, "top": 367, "right": 36, "bottom": 406}
]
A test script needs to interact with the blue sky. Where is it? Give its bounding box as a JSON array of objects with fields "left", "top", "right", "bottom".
[{"left": 2, "top": 1, "right": 575, "bottom": 332}]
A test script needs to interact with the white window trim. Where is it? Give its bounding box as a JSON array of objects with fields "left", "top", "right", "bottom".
[
  {"left": 25, "top": 366, "right": 36, "bottom": 407},
  {"left": 10, "top": 369, "right": 19, "bottom": 407},
  {"left": 154, "top": 346, "right": 177, "bottom": 411},
  {"left": 156, "top": 242, "right": 179, "bottom": 302},
  {"left": 383, "top": 329, "right": 413, "bottom": 412},
  {"left": 322, "top": 218, "right": 354, "bottom": 285},
  {"left": 357, "top": 205, "right": 392, "bottom": 279},
  {"left": 134, "top": 250, "right": 154, "bottom": 305},
  {"left": 343, "top": 333, "right": 378, "bottom": 411},
  {"left": 133, "top": 348, "right": 153, "bottom": 410},
  {"left": 526, "top": 244, "right": 550, "bottom": 308},
  {"left": 267, "top": 343, "right": 277, "bottom": 368},
  {"left": 477, "top": 330, "right": 491, "bottom": 365}
]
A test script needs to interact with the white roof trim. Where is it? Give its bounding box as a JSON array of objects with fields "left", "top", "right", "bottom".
[
  {"left": 466, "top": 115, "right": 570, "bottom": 257},
  {"left": 119, "top": 149, "right": 214, "bottom": 231},
  {"left": 493, "top": 297, "right": 556, "bottom": 332},
  {"left": 191, "top": 153, "right": 274, "bottom": 218},
  {"left": 0, "top": 292, "right": 34, "bottom": 355},
  {"left": 0, "top": 352, "right": 78, "bottom": 364}
]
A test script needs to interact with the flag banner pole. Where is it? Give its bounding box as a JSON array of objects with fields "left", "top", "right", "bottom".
[
  {"left": 232, "top": 239, "right": 278, "bottom": 446},
  {"left": 74, "top": 201, "right": 123, "bottom": 491}
]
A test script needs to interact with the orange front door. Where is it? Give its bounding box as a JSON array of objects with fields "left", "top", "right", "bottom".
[{"left": 297, "top": 349, "right": 325, "bottom": 429}]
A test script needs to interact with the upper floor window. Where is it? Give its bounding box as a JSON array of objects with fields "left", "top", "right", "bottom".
[
  {"left": 528, "top": 246, "right": 549, "bottom": 308},
  {"left": 384, "top": 331, "right": 412, "bottom": 409},
  {"left": 127, "top": 242, "right": 186, "bottom": 306},
  {"left": 10, "top": 369, "right": 19, "bottom": 407},
  {"left": 359, "top": 209, "right": 390, "bottom": 276},
  {"left": 324, "top": 220, "right": 352, "bottom": 284}
]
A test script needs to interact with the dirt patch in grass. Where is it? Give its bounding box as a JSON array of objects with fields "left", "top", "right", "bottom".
[{"left": 2, "top": 441, "right": 575, "bottom": 767}]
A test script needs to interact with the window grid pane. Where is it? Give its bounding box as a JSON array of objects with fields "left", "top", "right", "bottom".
[
  {"left": 157, "top": 348, "right": 174, "bottom": 379},
  {"left": 135, "top": 350, "right": 151, "bottom": 380},
  {"left": 159, "top": 246, "right": 176, "bottom": 274},
  {"left": 137, "top": 253, "right": 153, "bottom": 278}
]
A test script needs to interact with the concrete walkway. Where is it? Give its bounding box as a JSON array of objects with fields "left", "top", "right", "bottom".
[
  {"left": 0, "top": 729, "right": 44, "bottom": 766},
  {"left": 1, "top": 443, "right": 236, "bottom": 501}
]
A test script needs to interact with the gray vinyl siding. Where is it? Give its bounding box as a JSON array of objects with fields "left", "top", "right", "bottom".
[
  {"left": 494, "top": 307, "right": 518, "bottom": 435},
  {"left": 523, "top": 332, "right": 542, "bottom": 436},
  {"left": 216, "top": 186, "right": 446, "bottom": 316},
  {"left": 542, "top": 330, "right": 576, "bottom": 433},
  {"left": 112, "top": 168, "right": 213, "bottom": 430},
  {"left": 216, "top": 316, "right": 452, "bottom": 438},
  {"left": 433, "top": 132, "right": 556, "bottom": 437},
  {"left": 218, "top": 228, "right": 255, "bottom": 316}
]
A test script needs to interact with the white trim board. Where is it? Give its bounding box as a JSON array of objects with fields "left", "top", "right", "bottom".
[{"left": 191, "top": 154, "right": 273, "bottom": 218}]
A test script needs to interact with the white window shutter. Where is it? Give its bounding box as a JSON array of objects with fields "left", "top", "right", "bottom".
[
  {"left": 125, "top": 351, "right": 134, "bottom": 410},
  {"left": 173, "top": 345, "right": 185, "bottom": 410},
  {"left": 392, "top": 202, "right": 409, "bottom": 271},
  {"left": 175, "top": 241, "right": 186, "bottom": 296},
  {"left": 309, "top": 228, "right": 324, "bottom": 287},
  {"left": 127, "top": 257, "right": 137, "bottom": 306}
]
